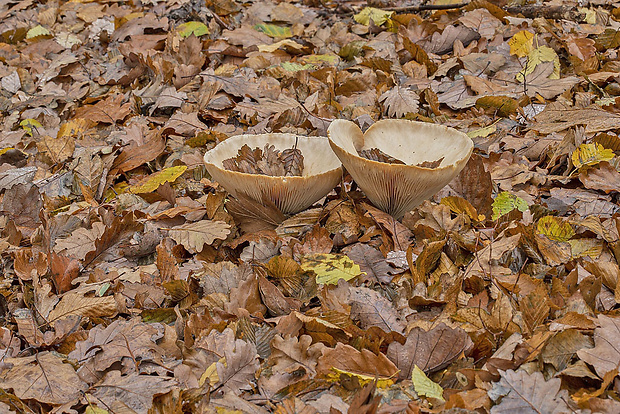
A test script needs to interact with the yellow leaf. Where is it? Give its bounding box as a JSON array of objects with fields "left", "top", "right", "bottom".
[
  {"left": 26, "top": 25, "right": 51, "bottom": 40},
  {"left": 199, "top": 359, "right": 222, "bottom": 387},
  {"left": 103, "top": 182, "right": 129, "bottom": 202},
  {"left": 326, "top": 367, "right": 395, "bottom": 388},
  {"left": 467, "top": 123, "right": 497, "bottom": 138},
  {"left": 20, "top": 118, "right": 42, "bottom": 135},
  {"left": 568, "top": 238, "right": 604, "bottom": 259},
  {"left": 281, "top": 62, "right": 314, "bottom": 72},
  {"left": 253, "top": 23, "right": 292, "bottom": 38},
  {"left": 129, "top": 166, "right": 187, "bottom": 194},
  {"left": 258, "top": 39, "right": 303, "bottom": 53},
  {"left": 492, "top": 192, "right": 528, "bottom": 220},
  {"left": 579, "top": 7, "right": 598, "bottom": 25},
  {"left": 537, "top": 215, "right": 574, "bottom": 242},
  {"left": 508, "top": 30, "right": 534, "bottom": 58},
  {"left": 353, "top": 7, "right": 394, "bottom": 26},
  {"left": 300, "top": 54, "right": 340, "bottom": 65},
  {"left": 411, "top": 365, "right": 445, "bottom": 402},
  {"left": 571, "top": 143, "right": 615, "bottom": 169},
  {"left": 517, "top": 46, "right": 560, "bottom": 82},
  {"left": 300, "top": 253, "right": 364, "bottom": 285},
  {"left": 57, "top": 118, "right": 93, "bottom": 139},
  {"left": 440, "top": 196, "right": 483, "bottom": 221},
  {"left": 178, "top": 21, "right": 210, "bottom": 37},
  {"left": 0, "top": 147, "right": 14, "bottom": 156},
  {"left": 475, "top": 96, "right": 518, "bottom": 117},
  {"left": 85, "top": 407, "right": 109, "bottom": 414}
]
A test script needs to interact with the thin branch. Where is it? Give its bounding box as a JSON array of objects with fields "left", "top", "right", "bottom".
[{"left": 385, "top": 2, "right": 469, "bottom": 13}]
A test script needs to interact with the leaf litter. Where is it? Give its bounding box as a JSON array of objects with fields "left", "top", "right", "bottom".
[{"left": 0, "top": 0, "right": 619, "bottom": 413}]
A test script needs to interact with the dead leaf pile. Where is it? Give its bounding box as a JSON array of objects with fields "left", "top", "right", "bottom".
[{"left": 1, "top": 0, "right": 620, "bottom": 413}]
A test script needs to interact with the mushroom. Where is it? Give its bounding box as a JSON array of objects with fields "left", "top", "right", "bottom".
[
  {"left": 204, "top": 133, "right": 342, "bottom": 214},
  {"left": 327, "top": 119, "right": 473, "bottom": 219}
]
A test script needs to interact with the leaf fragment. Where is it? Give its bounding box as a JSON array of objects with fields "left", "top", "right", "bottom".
[{"left": 508, "top": 30, "right": 534, "bottom": 58}]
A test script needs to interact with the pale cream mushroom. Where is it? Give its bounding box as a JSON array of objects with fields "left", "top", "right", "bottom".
[
  {"left": 327, "top": 119, "right": 473, "bottom": 219},
  {"left": 204, "top": 133, "right": 342, "bottom": 214}
]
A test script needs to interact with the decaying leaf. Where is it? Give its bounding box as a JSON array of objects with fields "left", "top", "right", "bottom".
[{"left": 3, "top": 0, "right": 620, "bottom": 410}]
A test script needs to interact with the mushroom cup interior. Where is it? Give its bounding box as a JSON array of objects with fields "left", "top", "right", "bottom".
[
  {"left": 204, "top": 133, "right": 342, "bottom": 215},
  {"left": 327, "top": 119, "right": 474, "bottom": 219}
]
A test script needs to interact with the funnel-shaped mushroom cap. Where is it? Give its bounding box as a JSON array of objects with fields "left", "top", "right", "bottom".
[
  {"left": 328, "top": 119, "right": 473, "bottom": 219},
  {"left": 204, "top": 133, "right": 342, "bottom": 214}
]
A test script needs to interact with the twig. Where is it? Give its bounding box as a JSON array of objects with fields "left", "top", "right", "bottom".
[
  {"left": 385, "top": 2, "right": 469, "bottom": 13},
  {"left": 205, "top": 6, "right": 231, "bottom": 31}
]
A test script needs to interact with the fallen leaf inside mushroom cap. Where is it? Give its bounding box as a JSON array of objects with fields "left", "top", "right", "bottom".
[
  {"left": 222, "top": 144, "right": 305, "bottom": 176},
  {"left": 416, "top": 157, "right": 444, "bottom": 168},
  {"left": 359, "top": 148, "right": 444, "bottom": 168},
  {"left": 359, "top": 148, "right": 406, "bottom": 164}
]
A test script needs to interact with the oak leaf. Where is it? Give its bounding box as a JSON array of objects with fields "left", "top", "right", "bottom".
[
  {"left": 169, "top": 220, "right": 231, "bottom": 253},
  {"left": 379, "top": 85, "right": 419, "bottom": 118}
]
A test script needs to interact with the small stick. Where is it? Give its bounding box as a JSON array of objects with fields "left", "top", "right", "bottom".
[{"left": 384, "top": 2, "right": 469, "bottom": 13}]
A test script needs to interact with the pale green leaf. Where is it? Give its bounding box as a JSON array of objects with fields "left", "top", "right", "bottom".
[{"left": 492, "top": 192, "right": 528, "bottom": 220}]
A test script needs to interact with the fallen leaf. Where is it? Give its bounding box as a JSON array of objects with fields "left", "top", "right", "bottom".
[
  {"left": 349, "top": 287, "right": 405, "bottom": 333},
  {"left": 411, "top": 365, "right": 444, "bottom": 402},
  {"left": 577, "top": 315, "right": 620, "bottom": 377},
  {"left": 0, "top": 352, "right": 87, "bottom": 405},
  {"left": 488, "top": 369, "right": 571, "bottom": 413},
  {"left": 571, "top": 142, "right": 615, "bottom": 169},
  {"left": 354, "top": 7, "right": 393, "bottom": 26},
  {"left": 300, "top": 253, "right": 363, "bottom": 285},
  {"left": 317, "top": 343, "right": 399, "bottom": 387},
  {"left": 87, "top": 371, "right": 177, "bottom": 412},
  {"left": 492, "top": 192, "right": 528, "bottom": 220},
  {"left": 129, "top": 165, "right": 187, "bottom": 193},
  {"left": 579, "top": 162, "right": 620, "bottom": 192},
  {"left": 379, "top": 85, "right": 419, "bottom": 117},
  {"left": 387, "top": 323, "right": 473, "bottom": 379},
  {"left": 169, "top": 220, "right": 231, "bottom": 253}
]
